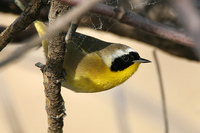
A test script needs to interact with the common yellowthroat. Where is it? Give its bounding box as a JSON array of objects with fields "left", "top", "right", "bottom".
[{"left": 34, "top": 21, "right": 150, "bottom": 93}]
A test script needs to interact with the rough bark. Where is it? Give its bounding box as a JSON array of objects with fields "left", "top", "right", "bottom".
[{"left": 43, "top": 1, "right": 69, "bottom": 132}]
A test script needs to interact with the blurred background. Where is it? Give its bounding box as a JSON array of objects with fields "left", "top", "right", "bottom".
[{"left": 0, "top": 0, "right": 200, "bottom": 133}]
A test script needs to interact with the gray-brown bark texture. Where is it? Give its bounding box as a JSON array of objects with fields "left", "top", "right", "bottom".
[{"left": 43, "top": 1, "right": 69, "bottom": 132}]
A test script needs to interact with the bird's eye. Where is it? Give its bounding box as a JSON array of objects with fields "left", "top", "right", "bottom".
[
  {"left": 122, "top": 56, "right": 129, "bottom": 62},
  {"left": 130, "top": 52, "right": 140, "bottom": 60}
]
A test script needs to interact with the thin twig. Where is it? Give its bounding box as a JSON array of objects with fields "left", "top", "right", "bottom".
[
  {"left": 35, "top": 62, "right": 45, "bottom": 72},
  {"left": 153, "top": 50, "right": 169, "bottom": 133},
  {"left": 0, "top": 0, "right": 101, "bottom": 68},
  {"left": 65, "top": 17, "right": 81, "bottom": 43}
]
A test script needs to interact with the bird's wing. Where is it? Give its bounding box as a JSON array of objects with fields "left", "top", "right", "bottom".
[{"left": 70, "top": 32, "right": 111, "bottom": 54}]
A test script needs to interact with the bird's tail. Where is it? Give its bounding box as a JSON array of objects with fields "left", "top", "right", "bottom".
[{"left": 33, "top": 21, "right": 48, "bottom": 56}]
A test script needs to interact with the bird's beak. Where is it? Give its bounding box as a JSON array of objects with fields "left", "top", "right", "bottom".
[{"left": 134, "top": 58, "right": 151, "bottom": 63}]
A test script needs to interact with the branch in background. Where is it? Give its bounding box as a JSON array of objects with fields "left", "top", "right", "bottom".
[
  {"left": 1, "top": 0, "right": 198, "bottom": 61},
  {"left": 59, "top": 0, "right": 199, "bottom": 61},
  {"left": 60, "top": 0, "right": 194, "bottom": 47},
  {"left": 0, "top": 0, "right": 196, "bottom": 48},
  {"left": 1, "top": 0, "right": 199, "bottom": 61},
  {"left": 0, "top": 0, "right": 47, "bottom": 51},
  {"left": 167, "top": 0, "right": 200, "bottom": 60}
]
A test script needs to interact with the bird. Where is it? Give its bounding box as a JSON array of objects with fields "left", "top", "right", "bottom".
[{"left": 34, "top": 20, "right": 151, "bottom": 93}]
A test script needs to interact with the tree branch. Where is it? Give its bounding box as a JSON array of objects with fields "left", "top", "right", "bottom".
[
  {"left": 58, "top": 0, "right": 200, "bottom": 61},
  {"left": 60, "top": 0, "right": 194, "bottom": 47},
  {"left": 1, "top": 0, "right": 198, "bottom": 61},
  {"left": 43, "top": 1, "right": 69, "bottom": 132},
  {"left": 0, "top": 0, "right": 47, "bottom": 51}
]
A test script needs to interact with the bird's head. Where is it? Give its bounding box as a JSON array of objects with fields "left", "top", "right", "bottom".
[{"left": 97, "top": 43, "right": 151, "bottom": 72}]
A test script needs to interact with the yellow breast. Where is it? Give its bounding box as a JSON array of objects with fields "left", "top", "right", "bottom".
[{"left": 62, "top": 52, "right": 140, "bottom": 93}]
